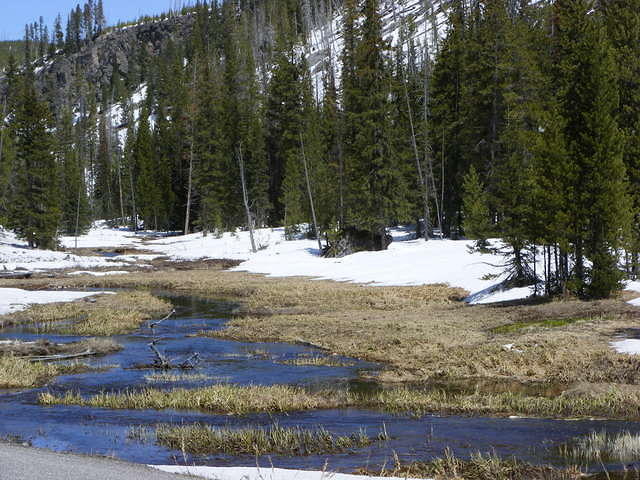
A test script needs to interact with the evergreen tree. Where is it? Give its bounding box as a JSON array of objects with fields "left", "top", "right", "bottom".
[
  {"left": 555, "top": 0, "right": 632, "bottom": 297},
  {"left": 344, "top": 0, "right": 410, "bottom": 245},
  {"left": 462, "top": 165, "right": 492, "bottom": 250},
  {"left": 134, "top": 103, "right": 161, "bottom": 230},
  {"left": 9, "top": 70, "right": 61, "bottom": 248},
  {"left": 58, "top": 106, "right": 90, "bottom": 235},
  {"left": 95, "top": 111, "right": 114, "bottom": 219},
  {"left": 601, "top": 0, "right": 640, "bottom": 276}
]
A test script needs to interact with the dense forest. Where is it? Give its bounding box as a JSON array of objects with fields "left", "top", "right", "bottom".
[{"left": 0, "top": 0, "right": 638, "bottom": 299}]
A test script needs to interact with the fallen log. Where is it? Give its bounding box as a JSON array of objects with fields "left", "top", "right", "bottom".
[{"left": 27, "top": 349, "right": 96, "bottom": 362}]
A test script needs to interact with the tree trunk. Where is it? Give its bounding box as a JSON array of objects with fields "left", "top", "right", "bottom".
[
  {"left": 238, "top": 143, "right": 257, "bottom": 253},
  {"left": 184, "top": 61, "right": 197, "bottom": 235},
  {"left": 300, "top": 133, "right": 322, "bottom": 253}
]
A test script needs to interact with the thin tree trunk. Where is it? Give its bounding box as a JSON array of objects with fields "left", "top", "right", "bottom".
[
  {"left": 74, "top": 179, "right": 82, "bottom": 249},
  {"left": 184, "top": 61, "right": 197, "bottom": 235},
  {"left": 238, "top": 143, "right": 257, "bottom": 253},
  {"left": 0, "top": 95, "right": 6, "bottom": 170},
  {"left": 300, "top": 133, "right": 322, "bottom": 253},
  {"left": 128, "top": 161, "right": 137, "bottom": 232}
]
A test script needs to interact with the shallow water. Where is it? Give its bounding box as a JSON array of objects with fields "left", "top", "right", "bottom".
[{"left": 0, "top": 294, "right": 638, "bottom": 473}]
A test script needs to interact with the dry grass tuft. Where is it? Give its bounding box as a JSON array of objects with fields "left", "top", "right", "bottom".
[
  {"left": 38, "top": 384, "right": 346, "bottom": 415},
  {"left": 155, "top": 423, "right": 380, "bottom": 455},
  {"left": 144, "top": 372, "right": 212, "bottom": 383},
  {"left": 560, "top": 430, "right": 640, "bottom": 463},
  {"left": 277, "top": 355, "right": 355, "bottom": 368},
  {"left": 0, "top": 356, "right": 96, "bottom": 389},
  {"left": 358, "top": 449, "right": 583, "bottom": 480},
  {"left": 36, "top": 382, "right": 640, "bottom": 420},
  {"left": 0, "top": 338, "right": 121, "bottom": 357},
  {"left": 1, "top": 291, "right": 171, "bottom": 336}
]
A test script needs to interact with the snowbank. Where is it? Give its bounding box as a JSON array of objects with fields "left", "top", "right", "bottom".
[
  {"left": 59, "top": 221, "right": 141, "bottom": 249},
  {"left": 144, "top": 227, "right": 516, "bottom": 300},
  {"left": 611, "top": 339, "right": 640, "bottom": 355},
  {"left": 0, "top": 288, "right": 104, "bottom": 315},
  {"left": 153, "top": 466, "right": 431, "bottom": 480}
]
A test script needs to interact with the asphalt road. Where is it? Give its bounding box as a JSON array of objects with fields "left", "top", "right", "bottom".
[{"left": 0, "top": 443, "right": 195, "bottom": 480}]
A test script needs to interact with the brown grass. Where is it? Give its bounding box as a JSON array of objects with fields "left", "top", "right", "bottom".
[
  {"left": 38, "top": 384, "right": 346, "bottom": 415},
  {"left": 3, "top": 270, "right": 640, "bottom": 387},
  {"left": 0, "top": 291, "right": 171, "bottom": 336},
  {"left": 0, "top": 338, "right": 121, "bottom": 357},
  {"left": 357, "top": 449, "right": 583, "bottom": 480},
  {"left": 0, "top": 356, "right": 98, "bottom": 389},
  {"left": 155, "top": 423, "right": 379, "bottom": 455},
  {"left": 37, "top": 382, "right": 640, "bottom": 420}
]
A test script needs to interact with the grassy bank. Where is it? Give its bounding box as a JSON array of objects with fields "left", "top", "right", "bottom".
[
  {"left": 0, "top": 291, "right": 171, "bottom": 336},
  {"left": 37, "top": 383, "right": 640, "bottom": 420},
  {"left": 156, "top": 423, "right": 379, "bottom": 455},
  {"left": 0, "top": 338, "right": 121, "bottom": 357},
  {"left": 38, "top": 384, "right": 344, "bottom": 415},
  {"left": 0, "top": 356, "right": 98, "bottom": 389}
]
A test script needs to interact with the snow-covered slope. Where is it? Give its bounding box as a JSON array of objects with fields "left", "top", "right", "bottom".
[{"left": 307, "top": 0, "right": 447, "bottom": 95}]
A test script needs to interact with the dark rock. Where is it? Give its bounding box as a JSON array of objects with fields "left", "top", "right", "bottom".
[{"left": 323, "top": 227, "right": 392, "bottom": 258}]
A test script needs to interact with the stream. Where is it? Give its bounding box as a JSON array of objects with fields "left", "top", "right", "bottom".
[{"left": 0, "top": 294, "right": 638, "bottom": 473}]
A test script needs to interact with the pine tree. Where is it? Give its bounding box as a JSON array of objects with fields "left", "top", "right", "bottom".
[
  {"left": 343, "top": 0, "right": 410, "bottom": 246},
  {"left": 58, "top": 106, "right": 90, "bottom": 235},
  {"left": 601, "top": 0, "right": 640, "bottom": 276},
  {"left": 134, "top": 103, "right": 161, "bottom": 230},
  {"left": 265, "top": 29, "right": 305, "bottom": 226},
  {"left": 95, "top": 111, "right": 114, "bottom": 220},
  {"left": 9, "top": 70, "right": 61, "bottom": 249},
  {"left": 462, "top": 165, "right": 492, "bottom": 250},
  {"left": 430, "top": 0, "right": 467, "bottom": 237},
  {"left": 555, "top": 0, "right": 632, "bottom": 297}
]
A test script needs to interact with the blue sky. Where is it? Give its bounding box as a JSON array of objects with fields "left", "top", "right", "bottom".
[{"left": 1, "top": 1, "right": 179, "bottom": 40}]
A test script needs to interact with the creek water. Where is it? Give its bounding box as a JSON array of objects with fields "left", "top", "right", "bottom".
[{"left": 0, "top": 294, "right": 638, "bottom": 473}]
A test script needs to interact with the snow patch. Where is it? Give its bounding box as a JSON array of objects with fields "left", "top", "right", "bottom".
[
  {"left": 67, "top": 271, "right": 130, "bottom": 277},
  {"left": 611, "top": 339, "right": 640, "bottom": 355},
  {"left": 152, "top": 466, "right": 432, "bottom": 480},
  {"left": 0, "top": 288, "right": 106, "bottom": 316}
]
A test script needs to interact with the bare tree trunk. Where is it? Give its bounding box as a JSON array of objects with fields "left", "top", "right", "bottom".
[
  {"left": 184, "top": 61, "right": 197, "bottom": 235},
  {"left": 0, "top": 95, "right": 6, "bottom": 170},
  {"left": 128, "top": 160, "right": 137, "bottom": 232},
  {"left": 300, "top": 133, "right": 322, "bottom": 253},
  {"left": 74, "top": 180, "right": 82, "bottom": 249},
  {"left": 117, "top": 156, "right": 125, "bottom": 222},
  {"left": 238, "top": 143, "right": 257, "bottom": 253}
]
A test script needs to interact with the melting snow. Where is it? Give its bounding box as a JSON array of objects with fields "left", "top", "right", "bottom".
[{"left": 152, "top": 466, "right": 432, "bottom": 480}]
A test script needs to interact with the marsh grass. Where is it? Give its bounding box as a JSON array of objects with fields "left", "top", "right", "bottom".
[
  {"left": 126, "top": 425, "right": 153, "bottom": 443},
  {"left": 144, "top": 372, "right": 212, "bottom": 383},
  {"left": 0, "top": 356, "right": 97, "bottom": 389},
  {"left": 491, "top": 317, "right": 587, "bottom": 334},
  {"left": 278, "top": 355, "right": 356, "bottom": 368},
  {"left": 5, "top": 270, "right": 640, "bottom": 392},
  {"left": 0, "top": 338, "right": 121, "bottom": 357},
  {"left": 358, "top": 449, "right": 583, "bottom": 479},
  {"left": 155, "top": 423, "right": 381, "bottom": 455},
  {"left": 38, "top": 384, "right": 346, "bottom": 415},
  {"left": 36, "top": 382, "right": 640, "bottom": 420},
  {"left": 1, "top": 291, "right": 171, "bottom": 336},
  {"left": 559, "top": 430, "right": 640, "bottom": 463}
]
